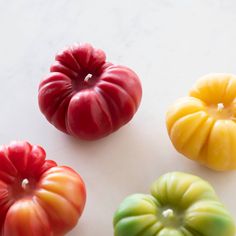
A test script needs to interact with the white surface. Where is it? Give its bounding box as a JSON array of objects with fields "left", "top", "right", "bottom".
[{"left": 1, "top": 0, "right": 236, "bottom": 235}]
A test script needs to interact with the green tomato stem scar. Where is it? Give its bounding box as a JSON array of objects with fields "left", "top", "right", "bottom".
[
  {"left": 162, "top": 209, "right": 174, "bottom": 218},
  {"left": 161, "top": 208, "right": 182, "bottom": 228}
]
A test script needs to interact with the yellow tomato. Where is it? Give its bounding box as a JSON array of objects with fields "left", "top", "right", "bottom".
[{"left": 166, "top": 74, "right": 236, "bottom": 171}]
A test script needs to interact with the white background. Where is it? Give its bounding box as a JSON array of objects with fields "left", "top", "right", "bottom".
[{"left": 1, "top": 0, "right": 236, "bottom": 235}]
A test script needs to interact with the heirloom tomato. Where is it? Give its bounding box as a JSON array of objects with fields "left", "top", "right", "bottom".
[
  {"left": 38, "top": 43, "right": 142, "bottom": 140},
  {"left": 166, "top": 74, "right": 236, "bottom": 170},
  {"left": 0, "top": 141, "right": 86, "bottom": 236},
  {"left": 114, "top": 172, "right": 235, "bottom": 236}
]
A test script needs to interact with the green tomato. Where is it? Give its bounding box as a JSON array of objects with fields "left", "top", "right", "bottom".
[{"left": 113, "top": 172, "right": 235, "bottom": 236}]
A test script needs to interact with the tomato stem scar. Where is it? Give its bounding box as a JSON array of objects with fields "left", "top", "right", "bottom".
[
  {"left": 162, "top": 209, "right": 174, "bottom": 218},
  {"left": 217, "top": 103, "right": 224, "bottom": 112},
  {"left": 84, "top": 73, "right": 92, "bottom": 82},
  {"left": 21, "top": 178, "right": 29, "bottom": 190}
]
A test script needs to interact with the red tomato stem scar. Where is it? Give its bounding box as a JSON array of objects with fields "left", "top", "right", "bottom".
[{"left": 84, "top": 73, "right": 93, "bottom": 82}]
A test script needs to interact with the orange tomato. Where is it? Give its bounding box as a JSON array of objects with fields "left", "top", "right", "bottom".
[{"left": 0, "top": 141, "right": 86, "bottom": 236}]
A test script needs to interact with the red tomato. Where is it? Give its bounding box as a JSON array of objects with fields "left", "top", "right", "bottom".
[
  {"left": 0, "top": 141, "right": 86, "bottom": 236},
  {"left": 38, "top": 43, "right": 142, "bottom": 140}
]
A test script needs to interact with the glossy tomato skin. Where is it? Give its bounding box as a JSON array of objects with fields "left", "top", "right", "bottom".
[
  {"left": 38, "top": 43, "right": 142, "bottom": 140},
  {"left": 114, "top": 172, "right": 235, "bottom": 236},
  {"left": 0, "top": 141, "right": 86, "bottom": 236}
]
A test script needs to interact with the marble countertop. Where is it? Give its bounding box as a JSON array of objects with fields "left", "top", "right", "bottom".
[{"left": 1, "top": 0, "right": 236, "bottom": 235}]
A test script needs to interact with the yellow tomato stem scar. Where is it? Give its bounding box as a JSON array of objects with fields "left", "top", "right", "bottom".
[{"left": 217, "top": 103, "right": 224, "bottom": 112}]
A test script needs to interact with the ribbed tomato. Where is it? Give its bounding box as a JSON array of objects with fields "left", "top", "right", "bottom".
[
  {"left": 166, "top": 74, "right": 236, "bottom": 170},
  {"left": 38, "top": 43, "right": 142, "bottom": 140},
  {"left": 114, "top": 172, "right": 235, "bottom": 236},
  {"left": 0, "top": 141, "right": 86, "bottom": 236}
]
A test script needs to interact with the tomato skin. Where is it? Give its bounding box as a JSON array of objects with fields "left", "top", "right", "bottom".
[
  {"left": 113, "top": 172, "right": 235, "bottom": 236},
  {"left": 166, "top": 74, "right": 236, "bottom": 170},
  {"left": 0, "top": 141, "right": 86, "bottom": 236},
  {"left": 38, "top": 43, "right": 142, "bottom": 140}
]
